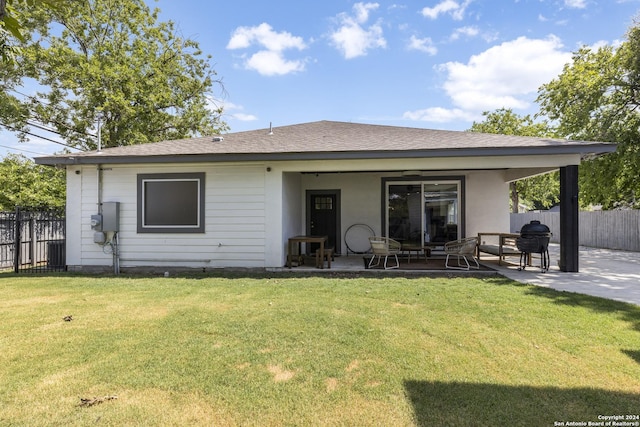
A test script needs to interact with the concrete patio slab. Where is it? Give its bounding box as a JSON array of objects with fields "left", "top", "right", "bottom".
[{"left": 487, "top": 244, "right": 640, "bottom": 306}]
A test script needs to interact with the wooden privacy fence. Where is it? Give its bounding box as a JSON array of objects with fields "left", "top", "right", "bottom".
[
  {"left": 0, "top": 209, "right": 66, "bottom": 273},
  {"left": 511, "top": 210, "right": 640, "bottom": 252}
]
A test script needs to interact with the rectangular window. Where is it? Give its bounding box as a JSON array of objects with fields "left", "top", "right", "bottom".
[
  {"left": 137, "top": 173, "right": 205, "bottom": 233},
  {"left": 314, "top": 196, "right": 334, "bottom": 210}
]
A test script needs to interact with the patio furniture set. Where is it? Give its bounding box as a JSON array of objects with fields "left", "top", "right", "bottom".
[{"left": 287, "top": 220, "right": 551, "bottom": 272}]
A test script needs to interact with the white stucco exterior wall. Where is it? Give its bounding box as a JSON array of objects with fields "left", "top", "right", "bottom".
[
  {"left": 276, "top": 171, "right": 302, "bottom": 267},
  {"left": 465, "top": 170, "right": 511, "bottom": 237},
  {"left": 299, "top": 169, "right": 512, "bottom": 255},
  {"left": 301, "top": 172, "right": 384, "bottom": 254}
]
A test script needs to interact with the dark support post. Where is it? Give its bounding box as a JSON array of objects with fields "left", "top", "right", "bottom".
[
  {"left": 13, "top": 207, "right": 21, "bottom": 273},
  {"left": 559, "top": 165, "right": 579, "bottom": 272}
]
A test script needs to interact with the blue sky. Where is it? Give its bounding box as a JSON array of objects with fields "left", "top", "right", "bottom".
[{"left": 2, "top": 0, "right": 639, "bottom": 158}]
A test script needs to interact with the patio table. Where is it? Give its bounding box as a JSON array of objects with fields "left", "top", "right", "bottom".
[
  {"left": 401, "top": 244, "right": 431, "bottom": 263},
  {"left": 287, "top": 235, "right": 328, "bottom": 268}
]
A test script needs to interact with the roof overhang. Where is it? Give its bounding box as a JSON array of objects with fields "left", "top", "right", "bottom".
[{"left": 35, "top": 144, "right": 617, "bottom": 166}]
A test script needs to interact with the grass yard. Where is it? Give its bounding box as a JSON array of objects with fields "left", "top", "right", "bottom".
[{"left": 1, "top": 273, "right": 639, "bottom": 426}]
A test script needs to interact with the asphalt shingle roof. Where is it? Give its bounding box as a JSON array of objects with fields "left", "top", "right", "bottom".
[{"left": 35, "top": 120, "right": 616, "bottom": 165}]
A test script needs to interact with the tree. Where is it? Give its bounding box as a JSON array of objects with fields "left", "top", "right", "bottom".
[
  {"left": 1, "top": 0, "right": 226, "bottom": 151},
  {"left": 1, "top": 0, "right": 60, "bottom": 62},
  {"left": 0, "top": 154, "right": 65, "bottom": 210},
  {"left": 537, "top": 23, "right": 640, "bottom": 209},
  {"left": 1, "top": 0, "right": 24, "bottom": 62},
  {"left": 468, "top": 108, "right": 560, "bottom": 212}
]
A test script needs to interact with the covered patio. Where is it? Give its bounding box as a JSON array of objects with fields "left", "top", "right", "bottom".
[
  {"left": 278, "top": 161, "right": 595, "bottom": 274},
  {"left": 268, "top": 123, "right": 616, "bottom": 274}
]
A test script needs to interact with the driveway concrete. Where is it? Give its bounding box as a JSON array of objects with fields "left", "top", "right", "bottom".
[{"left": 490, "top": 244, "right": 640, "bottom": 306}]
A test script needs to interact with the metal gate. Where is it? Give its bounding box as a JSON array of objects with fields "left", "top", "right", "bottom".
[{"left": 0, "top": 208, "right": 66, "bottom": 273}]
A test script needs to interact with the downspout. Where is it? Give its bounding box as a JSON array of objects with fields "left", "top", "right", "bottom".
[
  {"left": 96, "top": 111, "right": 103, "bottom": 214},
  {"left": 97, "top": 164, "right": 102, "bottom": 214},
  {"left": 112, "top": 232, "right": 119, "bottom": 275}
]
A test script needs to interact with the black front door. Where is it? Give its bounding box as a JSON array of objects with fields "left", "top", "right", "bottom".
[{"left": 307, "top": 190, "right": 340, "bottom": 254}]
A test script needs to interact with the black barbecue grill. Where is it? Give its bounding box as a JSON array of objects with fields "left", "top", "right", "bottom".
[{"left": 516, "top": 220, "right": 552, "bottom": 272}]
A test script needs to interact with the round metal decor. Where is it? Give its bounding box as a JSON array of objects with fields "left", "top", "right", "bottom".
[{"left": 344, "top": 223, "right": 375, "bottom": 255}]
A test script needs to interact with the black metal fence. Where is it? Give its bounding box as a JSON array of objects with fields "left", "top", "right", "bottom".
[{"left": 0, "top": 208, "right": 66, "bottom": 273}]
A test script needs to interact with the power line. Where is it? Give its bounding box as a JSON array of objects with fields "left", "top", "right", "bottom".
[
  {"left": 1, "top": 123, "right": 81, "bottom": 150},
  {"left": 25, "top": 119, "right": 96, "bottom": 138},
  {"left": 4, "top": 88, "right": 98, "bottom": 138},
  {"left": 26, "top": 120, "right": 61, "bottom": 134},
  {"left": 0, "top": 143, "right": 51, "bottom": 156},
  {"left": 26, "top": 117, "right": 97, "bottom": 139}
]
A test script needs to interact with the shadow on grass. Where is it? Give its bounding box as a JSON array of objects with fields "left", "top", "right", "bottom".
[
  {"left": 523, "top": 284, "right": 640, "bottom": 335},
  {"left": 622, "top": 349, "right": 640, "bottom": 365},
  {"left": 489, "top": 278, "right": 640, "bottom": 367},
  {"left": 405, "top": 380, "right": 639, "bottom": 427},
  {"left": 485, "top": 274, "right": 640, "bottom": 342}
]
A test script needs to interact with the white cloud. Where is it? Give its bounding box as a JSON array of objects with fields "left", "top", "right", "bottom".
[
  {"left": 227, "top": 23, "right": 307, "bottom": 76},
  {"left": 329, "top": 2, "right": 387, "bottom": 59},
  {"left": 450, "top": 26, "right": 498, "bottom": 43},
  {"left": 219, "top": 101, "right": 258, "bottom": 122},
  {"left": 442, "top": 36, "right": 571, "bottom": 111},
  {"left": 408, "top": 35, "right": 438, "bottom": 55},
  {"left": 421, "top": 0, "right": 472, "bottom": 20},
  {"left": 246, "top": 50, "right": 306, "bottom": 76},
  {"left": 587, "top": 39, "right": 613, "bottom": 50},
  {"left": 402, "top": 107, "right": 476, "bottom": 122},
  {"left": 353, "top": 2, "right": 379, "bottom": 23},
  {"left": 227, "top": 23, "right": 306, "bottom": 51},
  {"left": 421, "top": 0, "right": 458, "bottom": 19},
  {"left": 403, "top": 35, "right": 572, "bottom": 123},
  {"left": 450, "top": 26, "right": 479, "bottom": 40},
  {"left": 564, "top": 0, "right": 587, "bottom": 8},
  {"left": 231, "top": 113, "right": 258, "bottom": 121}
]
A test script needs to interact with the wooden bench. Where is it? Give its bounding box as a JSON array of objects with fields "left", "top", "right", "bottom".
[
  {"left": 315, "top": 247, "right": 334, "bottom": 268},
  {"left": 477, "top": 233, "right": 521, "bottom": 265}
]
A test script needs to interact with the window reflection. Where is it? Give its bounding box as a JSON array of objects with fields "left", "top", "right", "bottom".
[
  {"left": 387, "top": 181, "right": 459, "bottom": 244},
  {"left": 388, "top": 184, "right": 423, "bottom": 244},
  {"left": 424, "top": 183, "right": 458, "bottom": 243}
]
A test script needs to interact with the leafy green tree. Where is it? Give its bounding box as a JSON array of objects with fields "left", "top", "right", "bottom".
[
  {"left": 537, "top": 24, "right": 640, "bottom": 209},
  {"left": 1, "top": 0, "right": 23, "bottom": 62},
  {"left": 469, "top": 108, "right": 560, "bottom": 212},
  {"left": 0, "top": 154, "right": 65, "bottom": 210},
  {"left": 1, "top": 0, "right": 60, "bottom": 62},
  {"left": 1, "top": 0, "right": 226, "bottom": 151}
]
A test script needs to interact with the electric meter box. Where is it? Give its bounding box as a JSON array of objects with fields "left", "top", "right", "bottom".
[
  {"left": 90, "top": 214, "right": 102, "bottom": 231},
  {"left": 101, "top": 202, "right": 120, "bottom": 232}
]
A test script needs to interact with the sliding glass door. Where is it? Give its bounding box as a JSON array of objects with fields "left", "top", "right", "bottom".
[
  {"left": 423, "top": 182, "right": 459, "bottom": 243},
  {"left": 386, "top": 180, "right": 462, "bottom": 245}
]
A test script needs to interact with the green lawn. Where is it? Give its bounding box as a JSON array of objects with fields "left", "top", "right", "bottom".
[{"left": 1, "top": 273, "right": 639, "bottom": 426}]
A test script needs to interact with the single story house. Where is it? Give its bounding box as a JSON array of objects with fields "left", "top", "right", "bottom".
[{"left": 36, "top": 120, "right": 616, "bottom": 272}]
